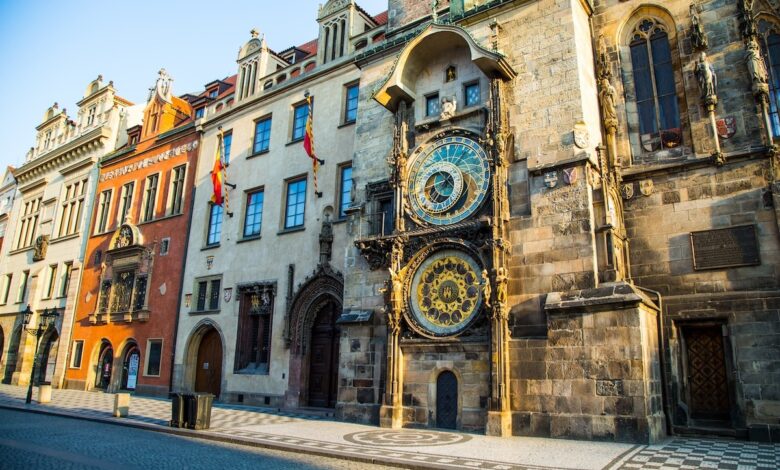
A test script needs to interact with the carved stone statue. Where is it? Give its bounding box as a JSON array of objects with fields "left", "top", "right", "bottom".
[
  {"left": 495, "top": 267, "right": 508, "bottom": 305},
  {"left": 440, "top": 95, "right": 457, "bottom": 120},
  {"left": 746, "top": 37, "right": 769, "bottom": 85},
  {"left": 481, "top": 269, "right": 492, "bottom": 308},
  {"left": 690, "top": 4, "right": 708, "bottom": 51},
  {"left": 695, "top": 52, "right": 718, "bottom": 101},
  {"left": 598, "top": 77, "right": 618, "bottom": 128},
  {"left": 33, "top": 235, "right": 49, "bottom": 261},
  {"left": 388, "top": 267, "right": 404, "bottom": 314},
  {"left": 155, "top": 68, "right": 173, "bottom": 102}
]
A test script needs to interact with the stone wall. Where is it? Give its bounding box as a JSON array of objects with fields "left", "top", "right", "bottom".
[{"left": 510, "top": 285, "right": 665, "bottom": 443}]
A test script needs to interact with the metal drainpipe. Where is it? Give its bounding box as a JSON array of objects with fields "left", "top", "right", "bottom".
[{"left": 635, "top": 284, "right": 672, "bottom": 437}]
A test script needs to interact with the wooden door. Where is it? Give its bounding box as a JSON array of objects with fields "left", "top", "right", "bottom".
[
  {"left": 436, "top": 371, "right": 458, "bottom": 429},
  {"left": 195, "top": 329, "right": 222, "bottom": 398},
  {"left": 683, "top": 325, "right": 731, "bottom": 421},
  {"left": 308, "top": 302, "right": 339, "bottom": 408}
]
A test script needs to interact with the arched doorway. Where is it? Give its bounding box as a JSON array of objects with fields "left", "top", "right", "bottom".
[
  {"left": 307, "top": 299, "right": 341, "bottom": 408},
  {"left": 436, "top": 371, "right": 458, "bottom": 429},
  {"left": 285, "top": 265, "right": 344, "bottom": 409},
  {"left": 95, "top": 342, "right": 114, "bottom": 390},
  {"left": 194, "top": 328, "right": 222, "bottom": 398},
  {"left": 36, "top": 327, "right": 59, "bottom": 385},
  {"left": 2, "top": 326, "right": 22, "bottom": 384},
  {"left": 120, "top": 344, "right": 140, "bottom": 391}
]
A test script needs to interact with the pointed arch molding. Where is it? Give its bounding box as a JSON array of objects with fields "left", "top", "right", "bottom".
[
  {"left": 373, "top": 24, "right": 516, "bottom": 112},
  {"left": 287, "top": 264, "right": 344, "bottom": 355}
]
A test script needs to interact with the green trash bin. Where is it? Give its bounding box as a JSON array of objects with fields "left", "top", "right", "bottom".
[
  {"left": 170, "top": 393, "right": 185, "bottom": 428},
  {"left": 185, "top": 393, "right": 214, "bottom": 430}
]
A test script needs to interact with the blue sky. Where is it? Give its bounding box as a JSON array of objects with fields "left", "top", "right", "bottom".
[{"left": 0, "top": 0, "right": 388, "bottom": 172}]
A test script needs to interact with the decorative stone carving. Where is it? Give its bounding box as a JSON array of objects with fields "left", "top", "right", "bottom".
[
  {"left": 621, "top": 183, "right": 635, "bottom": 200},
  {"left": 695, "top": 52, "right": 718, "bottom": 106},
  {"left": 690, "top": 3, "right": 708, "bottom": 51},
  {"left": 544, "top": 171, "right": 558, "bottom": 188},
  {"left": 319, "top": 214, "right": 334, "bottom": 265},
  {"left": 599, "top": 77, "right": 618, "bottom": 132},
  {"left": 481, "top": 269, "right": 492, "bottom": 308},
  {"left": 32, "top": 235, "right": 49, "bottom": 261},
  {"left": 574, "top": 121, "right": 589, "bottom": 149},
  {"left": 639, "top": 179, "right": 654, "bottom": 196},
  {"left": 440, "top": 95, "right": 457, "bottom": 120},
  {"left": 717, "top": 117, "right": 737, "bottom": 139},
  {"left": 446, "top": 65, "right": 457, "bottom": 82},
  {"left": 563, "top": 167, "right": 579, "bottom": 186},
  {"left": 153, "top": 68, "right": 173, "bottom": 103},
  {"left": 738, "top": 0, "right": 757, "bottom": 40},
  {"left": 746, "top": 37, "right": 768, "bottom": 86},
  {"left": 286, "top": 264, "right": 343, "bottom": 352}
]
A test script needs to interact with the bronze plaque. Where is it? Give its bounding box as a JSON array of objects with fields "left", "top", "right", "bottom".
[{"left": 691, "top": 225, "right": 760, "bottom": 270}]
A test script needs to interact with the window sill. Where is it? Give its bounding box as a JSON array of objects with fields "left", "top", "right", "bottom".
[
  {"left": 50, "top": 233, "right": 80, "bottom": 245},
  {"left": 247, "top": 149, "right": 270, "bottom": 160},
  {"left": 189, "top": 309, "right": 220, "bottom": 316},
  {"left": 7, "top": 246, "right": 33, "bottom": 256},
  {"left": 237, "top": 235, "right": 261, "bottom": 244},
  {"left": 201, "top": 244, "right": 220, "bottom": 251},
  {"left": 338, "top": 120, "right": 356, "bottom": 129},
  {"left": 277, "top": 226, "right": 305, "bottom": 235},
  {"left": 286, "top": 137, "right": 304, "bottom": 147},
  {"left": 234, "top": 368, "right": 270, "bottom": 376},
  {"left": 138, "top": 212, "right": 183, "bottom": 226},
  {"left": 143, "top": 373, "right": 161, "bottom": 378}
]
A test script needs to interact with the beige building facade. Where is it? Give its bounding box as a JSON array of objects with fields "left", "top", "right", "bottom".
[{"left": 0, "top": 77, "right": 131, "bottom": 389}]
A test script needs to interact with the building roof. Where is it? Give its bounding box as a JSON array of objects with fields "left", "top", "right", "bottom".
[{"left": 373, "top": 10, "right": 388, "bottom": 25}]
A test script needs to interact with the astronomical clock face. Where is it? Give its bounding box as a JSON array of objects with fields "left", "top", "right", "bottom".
[
  {"left": 408, "top": 249, "right": 484, "bottom": 337},
  {"left": 408, "top": 136, "right": 491, "bottom": 225}
]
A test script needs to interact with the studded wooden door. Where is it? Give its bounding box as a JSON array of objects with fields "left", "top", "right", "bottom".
[
  {"left": 307, "top": 301, "right": 339, "bottom": 408},
  {"left": 683, "top": 325, "right": 731, "bottom": 421},
  {"left": 195, "top": 329, "right": 222, "bottom": 398},
  {"left": 436, "top": 371, "right": 458, "bottom": 429}
]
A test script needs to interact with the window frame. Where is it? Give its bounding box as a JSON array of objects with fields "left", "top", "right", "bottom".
[
  {"left": 343, "top": 82, "right": 359, "bottom": 124},
  {"left": 192, "top": 275, "right": 222, "bottom": 313},
  {"left": 222, "top": 131, "right": 233, "bottom": 165},
  {"left": 118, "top": 181, "right": 136, "bottom": 225},
  {"left": 337, "top": 163, "right": 353, "bottom": 220},
  {"left": 57, "top": 178, "right": 88, "bottom": 238},
  {"left": 59, "top": 262, "right": 73, "bottom": 298},
  {"left": 242, "top": 187, "right": 265, "bottom": 239},
  {"left": 464, "top": 81, "right": 481, "bottom": 108},
  {"left": 291, "top": 101, "right": 309, "bottom": 142},
  {"left": 167, "top": 164, "right": 188, "bottom": 216},
  {"left": 16, "top": 270, "right": 29, "bottom": 304},
  {"left": 15, "top": 195, "right": 42, "bottom": 250},
  {"left": 141, "top": 172, "right": 160, "bottom": 223},
  {"left": 206, "top": 203, "right": 223, "bottom": 246},
  {"left": 283, "top": 176, "right": 307, "bottom": 230},
  {"left": 0, "top": 273, "right": 12, "bottom": 305},
  {"left": 425, "top": 92, "right": 440, "bottom": 117},
  {"left": 143, "top": 338, "right": 164, "bottom": 377},
  {"left": 95, "top": 189, "right": 113, "bottom": 234},
  {"left": 69, "top": 340, "right": 85, "bottom": 369},
  {"left": 252, "top": 116, "right": 272, "bottom": 155},
  {"left": 44, "top": 264, "right": 57, "bottom": 300}
]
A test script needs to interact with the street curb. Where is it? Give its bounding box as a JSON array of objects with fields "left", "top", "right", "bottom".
[{"left": 0, "top": 404, "right": 474, "bottom": 470}]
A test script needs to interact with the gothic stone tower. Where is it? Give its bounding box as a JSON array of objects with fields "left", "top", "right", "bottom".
[{"left": 340, "top": 0, "right": 665, "bottom": 443}]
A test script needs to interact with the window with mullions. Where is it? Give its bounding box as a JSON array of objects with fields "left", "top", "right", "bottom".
[
  {"left": 95, "top": 190, "right": 112, "bottom": 233},
  {"left": 760, "top": 26, "right": 780, "bottom": 136},
  {"left": 426, "top": 93, "right": 440, "bottom": 117},
  {"left": 344, "top": 84, "right": 359, "bottom": 123},
  {"left": 193, "top": 277, "right": 221, "bottom": 312},
  {"left": 465, "top": 82, "right": 481, "bottom": 107},
  {"left": 207, "top": 204, "right": 223, "bottom": 246},
  {"left": 141, "top": 174, "right": 159, "bottom": 222},
  {"left": 118, "top": 182, "right": 135, "bottom": 224},
  {"left": 629, "top": 18, "right": 681, "bottom": 152},
  {"left": 292, "top": 102, "right": 309, "bottom": 141},
  {"left": 168, "top": 165, "right": 186, "bottom": 215},
  {"left": 284, "top": 178, "right": 307, "bottom": 229},
  {"left": 243, "top": 190, "right": 264, "bottom": 238},
  {"left": 253, "top": 117, "right": 271, "bottom": 154}
]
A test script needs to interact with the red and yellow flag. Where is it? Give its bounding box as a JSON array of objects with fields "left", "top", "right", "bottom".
[
  {"left": 210, "top": 129, "right": 227, "bottom": 207},
  {"left": 303, "top": 94, "right": 323, "bottom": 196}
]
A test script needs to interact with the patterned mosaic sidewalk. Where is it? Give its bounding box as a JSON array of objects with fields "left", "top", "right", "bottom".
[{"left": 0, "top": 384, "right": 777, "bottom": 470}]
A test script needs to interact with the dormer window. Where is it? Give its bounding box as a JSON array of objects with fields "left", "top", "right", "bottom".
[
  {"left": 208, "top": 90, "right": 218, "bottom": 99},
  {"left": 87, "top": 106, "right": 97, "bottom": 126},
  {"left": 44, "top": 130, "right": 52, "bottom": 149},
  {"left": 195, "top": 107, "right": 205, "bottom": 119}
]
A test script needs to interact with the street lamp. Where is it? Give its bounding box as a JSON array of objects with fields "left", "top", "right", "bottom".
[{"left": 19, "top": 305, "right": 59, "bottom": 404}]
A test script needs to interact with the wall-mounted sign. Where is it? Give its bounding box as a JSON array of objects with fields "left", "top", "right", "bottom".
[{"left": 100, "top": 140, "right": 198, "bottom": 182}]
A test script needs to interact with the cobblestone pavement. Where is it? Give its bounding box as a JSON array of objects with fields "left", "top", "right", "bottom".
[
  {"left": 0, "top": 384, "right": 777, "bottom": 470},
  {"left": 0, "top": 408, "right": 394, "bottom": 469}
]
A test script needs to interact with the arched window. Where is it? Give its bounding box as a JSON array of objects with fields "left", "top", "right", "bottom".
[
  {"left": 758, "top": 18, "right": 780, "bottom": 136},
  {"left": 629, "top": 18, "right": 682, "bottom": 151}
]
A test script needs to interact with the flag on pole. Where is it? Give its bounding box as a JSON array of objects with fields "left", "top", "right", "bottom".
[
  {"left": 210, "top": 128, "right": 228, "bottom": 209},
  {"left": 303, "top": 94, "right": 324, "bottom": 197}
]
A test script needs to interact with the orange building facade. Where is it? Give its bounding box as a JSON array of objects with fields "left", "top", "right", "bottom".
[{"left": 64, "top": 70, "right": 199, "bottom": 396}]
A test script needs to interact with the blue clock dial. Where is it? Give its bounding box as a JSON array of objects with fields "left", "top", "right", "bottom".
[{"left": 408, "top": 136, "right": 490, "bottom": 225}]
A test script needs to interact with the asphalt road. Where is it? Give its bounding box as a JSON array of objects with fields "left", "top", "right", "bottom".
[{"left": 0, "top": 408, "right": 397, "bottom": 469}]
